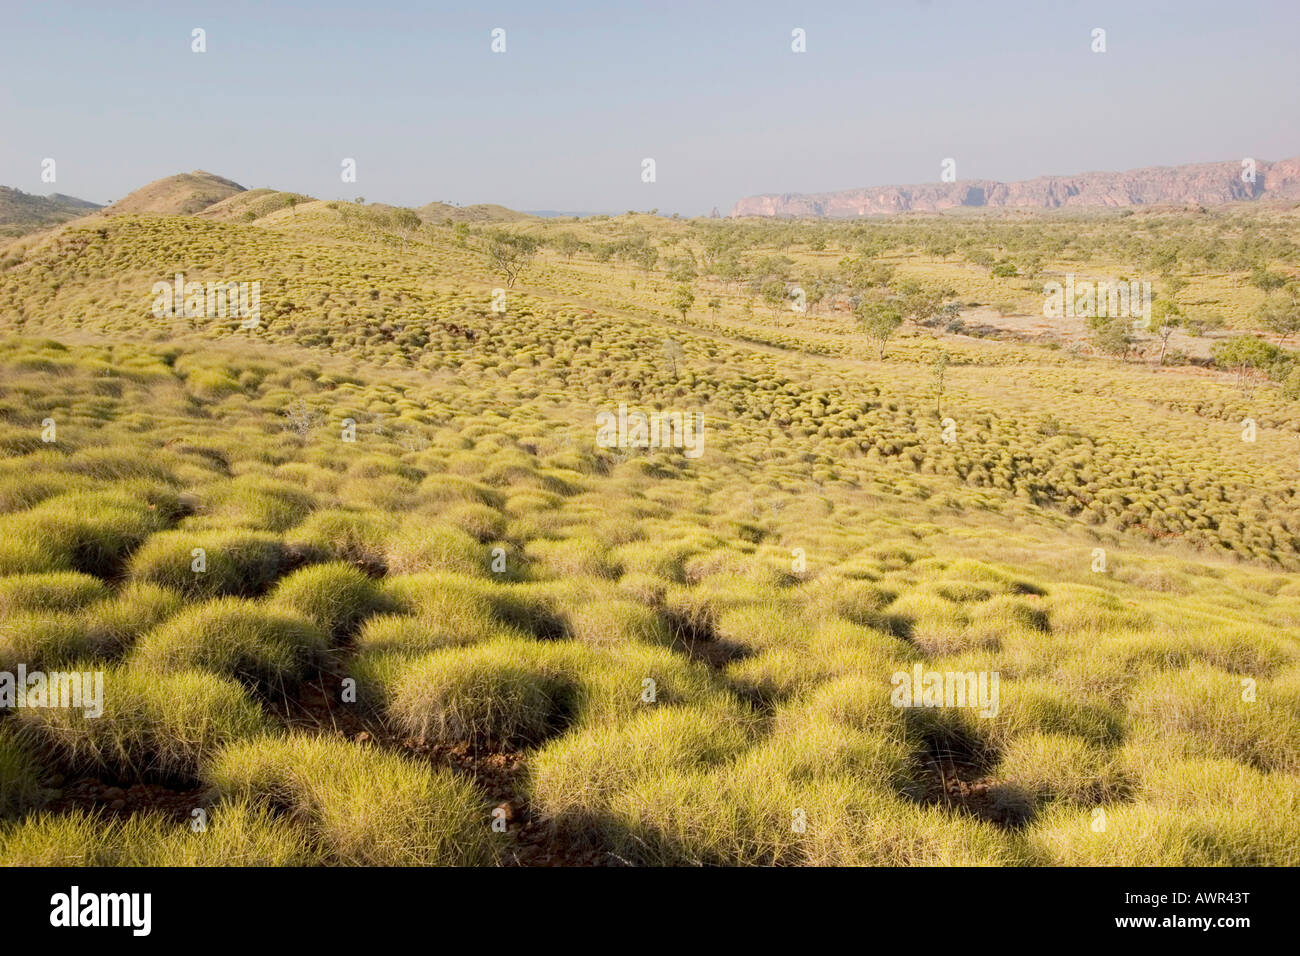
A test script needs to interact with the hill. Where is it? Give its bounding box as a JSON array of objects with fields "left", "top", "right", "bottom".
[
  {"left": 416, "top": 201, "right": 532, "bottom": 223},
  {"left": 103, "top": 170, "right": 246, "bottom": 216}
]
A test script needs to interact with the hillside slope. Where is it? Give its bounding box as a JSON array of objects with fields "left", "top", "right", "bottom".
[
  {"left": 103, "top": 170, "right": 246, "bottom": 216},
  {"left": 1, "top": 200, "right": 1298, "bottom": 868}
]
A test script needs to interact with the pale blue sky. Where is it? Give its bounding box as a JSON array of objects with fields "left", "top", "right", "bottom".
[{"left": 2, "top": 0, "right": 1296, "bottom": 214}]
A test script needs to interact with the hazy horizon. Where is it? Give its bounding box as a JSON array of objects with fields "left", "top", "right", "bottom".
[{"left": 3, "top": 0, "right": 1297, "bottom": 214}]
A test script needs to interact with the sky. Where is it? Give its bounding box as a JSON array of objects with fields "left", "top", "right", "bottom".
[{"left": 2, "top": 0, "right": 1297, "bottom": 215}]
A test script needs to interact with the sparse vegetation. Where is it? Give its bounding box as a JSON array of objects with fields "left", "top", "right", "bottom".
[{"left": 2, "top": 183, "right": 1299, "bottom": 869}]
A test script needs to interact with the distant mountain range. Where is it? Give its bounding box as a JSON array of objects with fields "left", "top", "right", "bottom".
[
  {"left": 730, "top": 155, "right": 1300, "bottom": 218},
  {"left": 523, "top": 210, "right": 617, "bottom": 218},
  {"left": 0, "top": 187, "right": 101, "bottom": 237}
]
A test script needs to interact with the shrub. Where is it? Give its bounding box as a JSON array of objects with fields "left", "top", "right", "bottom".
[
  {"left": 913, "top": 675, "right": 1122, "bottom": 758},
  {"left": 440, "top": 501, "right": 506, "bottom": 542},
  {"left": 801, "top": 779, "right": 1024, "bottom": 866},
  {"left": 0, "top": 612, "right": 101, "bottom": 672},
  {"left": 993, "top": 732, "right": 1128, "bottom": 810},
  {"left": 79, "top": 582, "right": 185, "bottom": 653},
  {"left": 0, "top": 492, "right": 165, "bottom": 577},
  {"left": 525, "top": 535, "right": 620, "bottom": 579},
  {"left": 1026, "top": 800, "right": 1299, "bottom": 866},
  {"left": 383, "top": 573, "right": 568, "bottom": 641},
  {"left": 565, "top": 599, "right": 673, "bottom": 648},
  {"left": 185, "top": 475, "right": 316, "bottom": 532}
]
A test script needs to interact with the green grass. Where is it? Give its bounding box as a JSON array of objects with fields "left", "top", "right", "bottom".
[
  {"left": 268, "top": 561, "right": 391, "bottom": 639},
  {"left": 372, "top": 640, "right": 582, "bottom": 746},
  {"left": 2, "top": 200, "right": 1300, "bottom": 867},
  {"left": 1127, "top": 664, "right": 1300, "bottom": 773},
  {"left": 0, "top": 729, "right": 48, "bottom": 818},
  {"left": 205, "top": 734, "right": 495, "bottom": 865},
  {"left": 0, "top": 800, "right": 321, "bottom": 866},
  {"left": 529, "top": 703, "right": 755, "bottom": 830},
  {"left": 0, "top": 571, "right": 109, "bottom": 615},
  {"left": 128, "top": 528, "right": 289, "bottom": 598},
  {"left": 10, "top": 666, "right": 268, "bottom": 782},
  {"left": 129, "top": 597, "right": 330, "bottom": 688}
]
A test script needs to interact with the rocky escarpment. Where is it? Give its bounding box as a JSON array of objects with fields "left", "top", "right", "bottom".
[{"left": 731, "top": 156, "right": 1300, "bottom": 218}]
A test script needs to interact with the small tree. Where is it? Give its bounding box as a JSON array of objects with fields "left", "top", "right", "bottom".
[
  {"left": 1281, "top": 365, "right": 1300, "bottom": 401},
  {"left": 663, "top": 338, "right": 685, "bottom": 379},
  {"left": 1213, "top": 335, "right": 1282, "bottom": 398},
  {"left": 803, "top": 278, "right": 828, "bottom": 315},
  {"left": 554, "top": 232, "right": 583, "bottom": 261},
  {"left": 1249, "top": 265, "right": 1287, "bottom": 293},
  {"left": 392, "top": 208, "right": 421, "bottom": 251},
  {"left": 928, "top": 239, "right": 957, "bottom": 262},
  {"left": 671, "top": 285, "right": 695, "bottom": 320},
  {"left": 857, "top": 297, "right": 904, "bottom": 360},
  {"left": 634, "top": 245, "right": 659, "bottom": 274},
  {"left": 932, "top": 350, "right": 950, "bottom": 415},
  {"left": 760, "top": 280, "right": 786, "bottom": 316},
  {"left": 1260, "top": 287, "right": 1300, "bottom": 345},
  {"left": 707, "top": 297, "right": 722, "bottom": 318},
  {"left": 1151, "top": 299, "right": 1183, "bottom": 366},
  {"left": 1088, "top": 314, "right": 1132, "bottom": 360},
  {"left": 896, "top": 280, "right": 956, "bottom": 328},
  {"left": 283, "top": 399, "right": 320, "bottom": 437},
  {"left": 485, "top": 230, "right": 539, "bottom": 288}
]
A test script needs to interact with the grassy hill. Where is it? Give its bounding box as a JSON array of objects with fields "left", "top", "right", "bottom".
[
  {"left": 103, "top": 170, "right": 246, "bottom": 217},
  {"left": 0, "top": 188, "right": 1298, "bottom": 866},
  {"left": 416, "top": 201, "right": 531, "bottom": 223}
]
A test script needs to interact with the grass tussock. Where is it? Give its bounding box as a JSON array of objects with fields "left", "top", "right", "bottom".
[
  {"left": 0, "top": 800, "right": 321, "bottom": 866},
  {"left": 10, "top": 666, "right": 268, "bottom": 782},
  {"left": 129, "top": 598, "right": 330, "bottom": 688},
  {"left": 128, "top": 529, "right": 288, "bottom": 598},
  {"left": 206, "top": 734, "right": 494, "bottom": 866}
]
